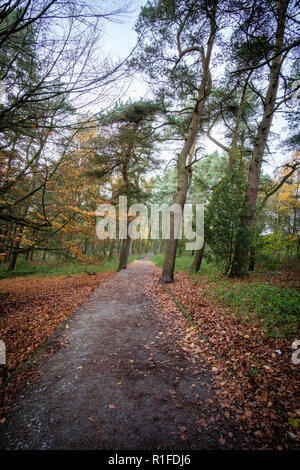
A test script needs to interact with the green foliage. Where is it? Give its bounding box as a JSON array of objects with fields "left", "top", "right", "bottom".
[
  {"left": 250, "top": 231, "right": 300, "bottom": 272},
  {"left": 205, "top": 165, "right": 246, "bottom": 273},
  {"left": 260, "top": 232, "right": 298, "bottom": 255},
  {"left": 232, "top": 36, "right": 275, "bottom": 70},
  {"left": 102, "top": 100, "right": 162, "bottom": 125},
  {"left": 150, "top": 167, "right": 178, "bottom": 204},
  {"left": 91, "top": 99, "right": 161, "bottom": 206},
  {"left": 213, "top": 281, "right": 300, "bottom": 338},
  {"left": 132, "top": 0, "right": 221, "bottom": 102},
  {"left": 188, "top": 151, "right": 228, "bottom": 204}
]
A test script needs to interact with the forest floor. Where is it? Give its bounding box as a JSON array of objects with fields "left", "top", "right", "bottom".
[
  {"left": 0, "top": 260, "right": 299, "bottom": 449},
  {"left": 0, "top": 271, "right": 114, "bottom": 374}
]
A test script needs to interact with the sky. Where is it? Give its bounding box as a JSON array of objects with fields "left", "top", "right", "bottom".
[
  {"left": 103, "top": 0, "right": 149, "bottom": 100},
  {"left": 99, "top": 0, "right": 294, "bottom": 178},
  {"left": 104, "top": 1, "right": 145, "bottom": 61}
]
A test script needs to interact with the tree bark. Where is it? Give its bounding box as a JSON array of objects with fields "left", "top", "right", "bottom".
[
  {"left": 159, "top": 150, "right": 189, "bottom": 283},
  {"left": 159, "top": 21, "right": 216, "bottom": 283},
  {"left": 8, "top": 211, "right": 28, "bottom": 271},
  {"left": 108, "top": 239, "right": 115, "bottom": 261},
  {"left": 248, "top": 248, "right": 255, "bottom": 271},
  {"left": 8, "top": 229, "right": 23, "bottom": 270},
  {"left": 190, "top": 241, "right": 205, "bottom": 273},
  {"left": 118, "top": 236, "right": 131, "bottom": 271}
]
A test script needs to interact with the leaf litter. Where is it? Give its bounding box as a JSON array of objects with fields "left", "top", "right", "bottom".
[
  {"left": 0, "top": 272, "right": 113, "bottom": 382},
  {"left": 144, "top": 266, "right": 300, "bottom": 450}
]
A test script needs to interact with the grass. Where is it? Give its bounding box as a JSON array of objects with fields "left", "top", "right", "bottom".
[
  {"left": 151, "top": 254, "right": 300, "bottom": 339},
  {"left": 0, "top": 256, "right": 120, "bottom": 279},
  {"left": 0, "top": 253, "right": 147, "bottom": 280},
  {"left": 128, "top": 254, "right": 145, "bottom": 262},
  {"left": 150, "top": 253, "right": 218, "bottom": 276},
  {"left": 213, "top": 280, "right": 300, "bottom": 338}
]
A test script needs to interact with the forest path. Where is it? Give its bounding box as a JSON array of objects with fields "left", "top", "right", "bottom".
[{"left": 0, "top": 260, "right": 243, "bottom": 450}]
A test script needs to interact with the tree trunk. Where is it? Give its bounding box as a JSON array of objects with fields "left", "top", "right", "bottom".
[
  {"left": 83, "top": 237, "right": 88, "bottom": 255},
  {"left": 118, "top": 236, "right": 131, "bottom": 271},
  {"left": 230, "top": 1, "right": 287, "bottom": 278},
  {"left": 248, "top": 248, "right": 255, "bottom": 271},
  {"left": 8, "top": 225, "right": 24, "bottom": 271},
  {"left": 8, "top": 250, "right": 18, "bottom": 271},
  {"left": 108, "top": 239, "right": 115, "bottom": 261},
  {"left": 190, "top": 241, "right": 206, "bottom": 273},
  {"left": 158, "top": 14, "right": 216, "bottom": 284},
  {"left": 159, "top": 86, "right": 210, "bottom": 283},
  {"left": 159, "top": 155, "right": 189, "bottom": 283}
]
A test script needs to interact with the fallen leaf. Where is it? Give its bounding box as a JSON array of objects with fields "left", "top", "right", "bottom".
[{"left": 288, "top": 418, "right": 299, "bottom": 428}]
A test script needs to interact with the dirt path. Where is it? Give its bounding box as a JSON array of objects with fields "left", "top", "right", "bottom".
[{"left": 0, "top": 260, "right": 247, "bottom": 450}]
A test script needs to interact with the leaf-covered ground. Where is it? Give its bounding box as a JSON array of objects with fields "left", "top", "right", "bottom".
[
  {"left": 0, "top": 272, "right": 113, "bottom": 380},
  {"left": 1, "top": 260, "right": 260, "bottom": 450},
  {"left": 147, "top": 267, "right": 300, "bottom": 449},
  {"left": 0, "top": 262, "right": 299, "bottom": 449}
]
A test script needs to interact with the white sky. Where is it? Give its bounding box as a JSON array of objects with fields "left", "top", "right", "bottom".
[{"left": 100, "top": 0, "right": 294, "bottom": 178}]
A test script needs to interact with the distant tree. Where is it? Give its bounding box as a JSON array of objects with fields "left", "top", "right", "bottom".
[{"left": 88, "top": 100, "right": 162, "bottom": 270}]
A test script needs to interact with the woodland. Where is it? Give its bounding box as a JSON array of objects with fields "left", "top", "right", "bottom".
[{"left": 0, "top": 0, "right": 299, "bottom": 451}]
